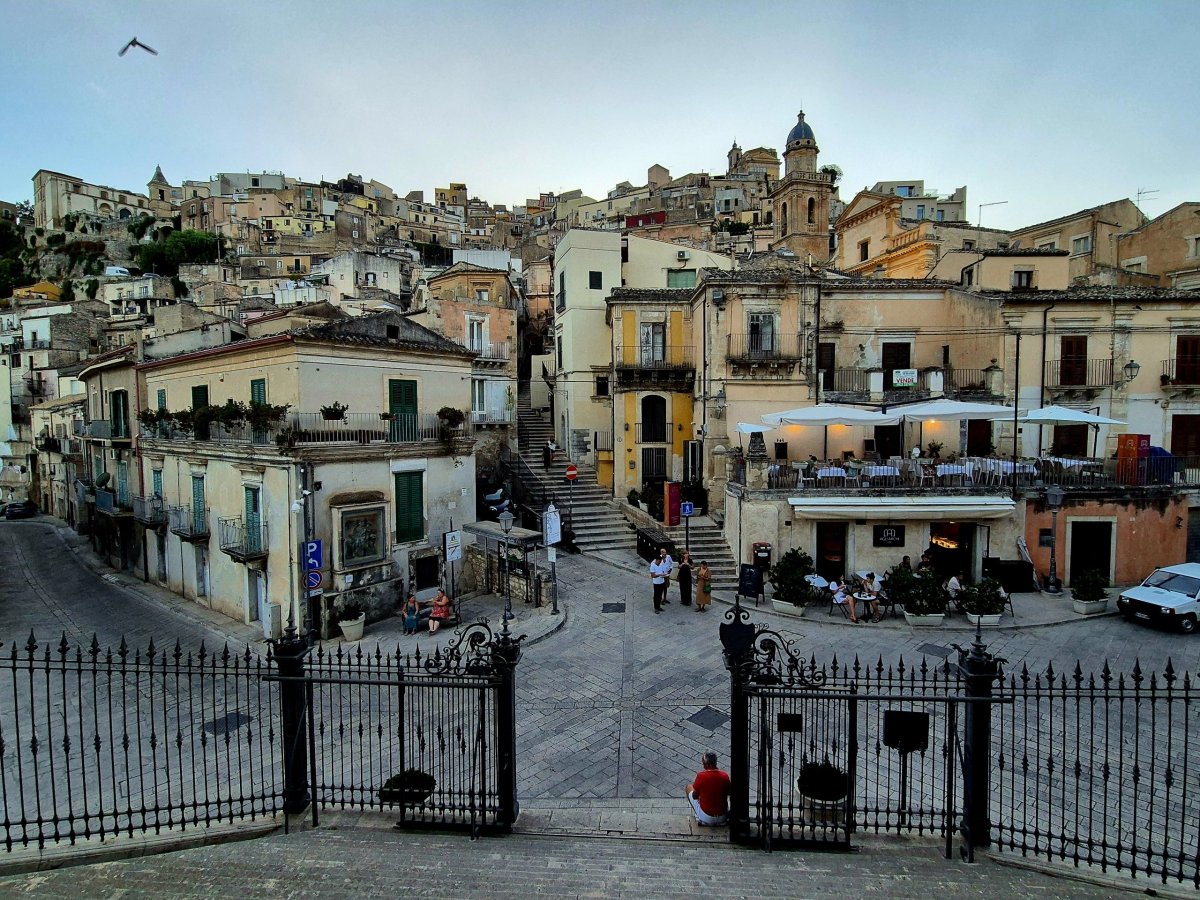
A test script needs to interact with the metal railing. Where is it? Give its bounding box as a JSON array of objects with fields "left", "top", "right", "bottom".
[
  {"left": 635, "top": 422, "right": 674, "bottom": 443},
  {"left": 593, "top": 430, "right": 614, "bottom": 452},
  {"left": 470, "top": 410, "right": 513, "bottom": 426},
  {"left": 1160, "top": 358, "right": 1200, "bottom": 386},
  {"left": 35, "top": 436, "right": 61, "bottom": 452},
  {"left": 86, "top": 419, "right": 131, "bottom": 440},
  {"left": 94, "top": 489, "right": 131, "bottom": 514},
  {"left": 727, "top": 334, "right": 803, "bottom": 361},
  {"left": 614, "top": 345, "right": 695, "bottom": 369},
  {"left": 168, "top": 504, "right": 209, "bottom": 539},
  {"left": 1044, "top": 358, "right": 1115, "bottom": 388},
  {"left": 218, "top": 517, "right": 268, "bottom": 561},
  {"left": 945, "top": 368, "right": 990, "bottom": 392},
  {"left": 819, "top": 368, "right": 871, "bottom": 393},
  {"left": 141, "top": 412, "right": 449, "bottom": 447},
  {"left": 467, "top": 341, "right": 510, "bottom": 361},
  {"left": 132, "top": 495, "right": 165, "bottom": 525}
]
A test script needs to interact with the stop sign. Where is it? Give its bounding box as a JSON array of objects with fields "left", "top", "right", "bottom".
[{"left": 565, "top": 464, "right": 578, "bottom": 481}]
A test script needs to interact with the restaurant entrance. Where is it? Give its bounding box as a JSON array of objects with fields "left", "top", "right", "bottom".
[
  {"left": 927, "top": 521, "right": 976, "bottom": 579},
  {"left": 815, "top": 521, "right": 847, "bottom": 581}
]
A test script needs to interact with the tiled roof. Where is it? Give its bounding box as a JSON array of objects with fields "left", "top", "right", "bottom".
[
  {"left": 606, "top": 288, "right": 692, "bottom": 305},
  {"left": 292, "top": 310, "right": 474, "bottom": 357},
  {"left": 987, "top": 286, "right": 1200, "bottom": 302},
  {"left": 429, "top": 261, "right": 507, "bottom": 280},
  {"left": 979, "top": 247, "right": 1069, "bottom": 257}
]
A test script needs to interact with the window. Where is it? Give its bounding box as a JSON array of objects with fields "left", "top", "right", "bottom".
[
  {"left": 1071, "top": 235, "right": 1092, "bottom": 256},
  {"left": 471, "top": 378, "right": 485, "bottom": 413},
  {"left": 807, "top": 197, "right": 816, "bottom": 224},
  {"left": 915, "top": 204, "right": 925, "bottom": 219},
  {"left": 251, "top": 177, "right": 260, "bottom": 188},
  {"left": 963, "top": 267, "right": 975, "bottom": 287},
  {"left": 858, "top": 240, "right": 869, "bottom": 262},
  {"left": 191, "top": 384, "right": 209, "bottom": 410},
  {"left": 1012, "top": 270, "right": 1034, "bottom": 289},
  {"left": 595, "top": 374, "right": 609, "bottom": 397},
  {"left": 639, "top": 323, "right": 666, "bottom": 364},
  {"left": 475, "top": 289, "right": 489, "bottom": 302},
  {"left": 467, "top": 318, "right": 485, "bottom": 352},
  {"left": 748, "top": 313, "right": 776, "bottom": 353},
  {"left": 1187, "top": 236, "right": 1200, "bottom": 259},
  {"left": 588, "top": 271, "right": 602, "bottom": 290},
  {"left": 962, "top": 240, "right": 976, "bottom": 250},
  {"left": 556, "top": 335, "right": 563, "bottom": 369},
  {"left": 393, "top": 472, "right": 424, "bottom": 543},
  {"left": 666, "top": 269, "right": 696, "bottom": 289},
  {"left": 936, "top": 209, "right": 945, "bottom": 222},
  {"left": 250, "top": 379, "right": 266, "bottom": 405},
  {"left": 1036, "top": 240, "right": 1057, "bottom": 250},
  {"left": 152, "top": 469, "right": 163, "bottom": 498}
]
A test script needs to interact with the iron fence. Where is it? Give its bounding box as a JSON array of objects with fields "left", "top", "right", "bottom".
[
  {"left": 1045, "top": 358, "right": 1115, "bottom": 388},
  {"left": 721, "top": 605, "right": 1199, "bottom": 886}
]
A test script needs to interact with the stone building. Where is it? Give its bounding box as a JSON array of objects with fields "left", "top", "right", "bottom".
[{"left": 768, "top": 112, "right": 836, "bottom": 260}]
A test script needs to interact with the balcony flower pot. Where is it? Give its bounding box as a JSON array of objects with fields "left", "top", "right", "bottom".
[{"left": 321, "top": 402, "right": 349, "bottom": 421}]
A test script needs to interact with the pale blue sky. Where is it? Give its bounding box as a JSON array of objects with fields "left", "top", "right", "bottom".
[{"left": 1, "top": 0, "right": 1195, "bottom": 231}]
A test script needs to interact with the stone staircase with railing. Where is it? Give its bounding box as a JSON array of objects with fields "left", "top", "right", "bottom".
[
  {"left": 660, "top": 516, "right": 740, "bottom": 594},
  {"left": 515, "top": 383, "right": 635, "bottom": 554}
]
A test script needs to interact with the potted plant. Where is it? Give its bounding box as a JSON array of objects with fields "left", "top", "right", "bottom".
[
  {"left": 1070, "top": 569, "right": 1110, "bottom": 616},
  {"left": 379, "top": 768, "right": 436, "bottom": 806},
  {"left": 379, "top": 412, "right": 396, "bottom": 421},
  {"left": 627, "top": 488, "right": 641, "bottom": 509},
  {"left": 216, "top": 399, "right": 249, "bottom": 431},
  {"left": 960, "top": 578, "right": 1006, "bottom": 626},
  {"left": 320, "top": 401, "right": 349, "bottom": 421},
  {"left": 795, "top": 758, "right": 850, "bottom": 826},
  {"left": 895, "top": 570, "right": 947, "bottom": 626},
  {"left": 769, "top": 548, "right": 819, "bottom": 617},
  {"left": 925, "top": 440, "right": 944, "bottom": 461},
  {"left": 436, "top": 406, "right": 466, "bottom": 430},
  {"left": 333, "top": 600, "right": 366, "bottom": 641},
  {"left": 248, "top": 401, "right": 289, "bottom": 433},
  {"left": 274, "top": 425, "right": 299, "bottom": 452}
]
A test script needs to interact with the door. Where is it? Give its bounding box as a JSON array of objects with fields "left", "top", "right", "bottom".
[
  {"left": 640, "top": 395, "right": 668, "bottom": 443},
  {"left": 639, "top": 322, "right": 665, "bottom": 366},
  {"left": 1052, "top": 424, "right": 1089, "bottom": 456},
  {"left": 116, "top": 461, "right": 129, "bottom": 507},
  {"left": 244, "top": 485, "right": 262, "bottom": 554},
  {"left": 191, "top": 385, "right": 211, "bottom": 439},
  {"left": 817, "top": 343, "right": 835, "bottom": 390},
  {"left": 1176, "top": 336, "right": 1200, "bottom": 384},
  {"left": 966, "top": 419, "right": 993, "bottom": 456},
  {"left": 250, "top": 378, "right": 267, "bottom": 405},
  {"left": 1069, "top": 521, "right": 1112, "bottom": 584},
  {"left": 881, "top": 342, "right": 911, "bottom": 390},
  {"left": 1170, "top": 414, "right": 1200, "bottom": 458},
  {"left": 683, "top": 440, "right": 702, "bottom": 483},
  {"left": 1059, "top": 336, "right": 1087, "bottom": 385},
  {"left": 248, "top": 570, "right": 265, "bottom": 622},
  {"left": 748, "top": 314, "right": 775, "bottom": 355},
  {"left": 196, "top": 547, "right": 208, "bottom": 598},
  {"left": 815, "top": 522, "right": 847, "bottom": 581},
  {"left": 874, "top": 425, "right": 901, "bottom": 459},
  {"left": 191, "top": 475, "right": 206, "bottom": 533},
  {"left": 389, "top": 379, "right": 418, "bottom": 441}
]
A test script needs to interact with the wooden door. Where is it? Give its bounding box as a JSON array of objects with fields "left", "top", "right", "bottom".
[
  {"left": 1176, "top": 336, "right": 1200, "bottom": 384},
  {"left": 1059, "top": 336, "right": 1087, "bottom": 385},
  {"left": 1170, "top": 414, "right": 1200, "bottom": 458}
]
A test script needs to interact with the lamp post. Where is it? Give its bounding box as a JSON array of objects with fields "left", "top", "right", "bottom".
[
  {"left": 1121, "top": 359, "right": 1141, "bottom": 385},
  {"left": 498, "top": 509, "right": 514, "bottom": 632},
  {"left": 1045, "top": 485, "right": 1064, "bottom": 594}
]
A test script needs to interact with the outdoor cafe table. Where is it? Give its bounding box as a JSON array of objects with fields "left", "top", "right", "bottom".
[
  {"left": 861, "top": 464, "right": 901, "bottom": 485},
  {"left": 935, "top": 463, "right": 970, "bottom": 484},
  {"left": 816, "top": 467, "right": 846, "bottom": 485},
  {"left": 804, "top": 574, "right": 829, "bottom": 589}
]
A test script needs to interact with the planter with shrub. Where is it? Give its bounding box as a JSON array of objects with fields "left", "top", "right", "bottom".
[
  {"left": 333, "top": 600, "right": 366, "bottom": 641},
  {"left": 768, "top": 548, "right": 820, "bottom": 617},
  {"left": 889, "top": 567, "right": 947, "bottom": 626},
  {"left": 1070, "top": 569, "right": 1110, "bottom": 616},
  {"left": 960, "top": 578, "right": 1007, "bottom": 626},
  {"left": 795, "top": 759, "right": 850, "bottom": 826},
  {"left": 379, "top": 768, "right": 436, "bottom": 806}
]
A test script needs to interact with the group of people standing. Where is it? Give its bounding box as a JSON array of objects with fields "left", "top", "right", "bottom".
[{"left": 649, "top": 547, "right": 713, "bottom": 614}]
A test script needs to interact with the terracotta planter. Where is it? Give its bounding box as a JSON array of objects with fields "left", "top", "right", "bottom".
[
  {"left": 965, "top": 612, "right": 1002, "bottom": 627},
  {"left": 338, "top": 613, "right": 366, "bottom": 641},
  {"left": 904, "top": 611, "right": 945, "bottom": 627}
]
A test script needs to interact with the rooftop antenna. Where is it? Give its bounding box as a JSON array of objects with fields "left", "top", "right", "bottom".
[
  {"left": 1135, "top": 188, "right": 1159, "bottom": 216},
  {"left": 977, "top": 200, "right": 1008, "bottom": 248}
]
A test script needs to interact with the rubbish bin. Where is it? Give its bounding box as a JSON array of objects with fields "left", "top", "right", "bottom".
[{"left": 753, "top": 541, "right": 773, "bottom": 571}]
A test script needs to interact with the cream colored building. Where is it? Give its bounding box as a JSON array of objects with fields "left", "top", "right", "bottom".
[
  {"left": 1009, "top": 199, "right": 1147, "bottom": 284},
  {"left": 1117, "top": 202, "right": 1200, "bottom": 290},
  {"left": 134, "top": 312, "right": 477, "bottom": 635},
  {"left": 930, "top": 247, "right": 1070, "bottom": 292},
  {"left": 32, "top": 169, "right": 152, "bottom": 229}
]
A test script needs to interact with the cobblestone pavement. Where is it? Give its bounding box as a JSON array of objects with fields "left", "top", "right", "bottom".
[{"left": 0, "top": 825, "right": 1131, "bottom": 898}]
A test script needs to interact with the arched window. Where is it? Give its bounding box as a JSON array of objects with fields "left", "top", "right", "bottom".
[
  {"left": 780, "top": 202, "right": 788, "bottom": 232},
  {"left": 807, "top": 197, "right": 816, "bottom": 225}
]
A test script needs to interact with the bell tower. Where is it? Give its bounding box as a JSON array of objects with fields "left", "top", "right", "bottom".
[
  {"left": 769, "top": 111, "right": 833, "bottom": 259},
  {"left": 147, "top": 165, "right": 173, "bottom": 218}
]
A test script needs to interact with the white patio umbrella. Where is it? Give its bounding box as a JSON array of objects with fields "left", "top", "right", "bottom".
[
  {"left": 735, "top": 422, "right": 775, "bottom": 433},
  {"left": 1019, "top": 405, "right": 1125, "bottom": 426},
  {"left": 761, "top": 405, "right": 899, "bottom": 427},
  {"left": 889, "top": 398, "right": 1017, "bottom": 421}
]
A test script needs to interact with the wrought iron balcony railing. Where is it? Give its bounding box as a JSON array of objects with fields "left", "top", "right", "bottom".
[
  {"left": 635, "top": 422, "right": 674, "bottom": 444},
  {"left": 94, "top": 489, "right": 132, "bottom": 515},
  {"left": 168, "top": 505, "right": 210, "bottom": 541},
  {"left": 727, "top": 334, "right": 803, "bottom": 362},
  {"left": 1045, "top": 359, "right": 1115, "bottom": 389},
  {"left": 86, "top": 419, "right": 132, "bottom": 440},
  {"left": 141, "top": 412, "right": 450, "bottom": 448},
  {"left": 132, "top": 495, "right": 166, "bottom": 526},
  {"left": 218, "top": 517, "right": 268, "bottom": 562},
  {"left": 1161, "top": 358, "right": 1200, "bottom": 387},
  {"left": 614, "top": 345, "right": 694, "bottom": 369}
]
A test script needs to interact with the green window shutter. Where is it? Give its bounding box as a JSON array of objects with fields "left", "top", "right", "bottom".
[
  {"left": 250, "top": 379, "right": 266, "bottom": 405},
  {"left": 156, "top": 389, "right": 167, "bottom": 411},
  {"left": 394, "top": 471, "right": 423, "bottom": 543},
  {"left": 152, "top": 469, "right": 163, "bottom": 498},
  {"left": 191, "top": 384, "right": 209, "bottom": 410},
  {"left": 244, "top": 485, "right": 261, "bottom": 553},
  {"left": 116, "top": 461, "right": 129, "bottom": 505},
  {"left": 111, "top": 391, "right": 128, "bottom": 438},
  {"left": 388, "top": 379, "right": 418, "bottom": 441},
  {"left": 191, "top": 475, "right": 206, "bottom": 532}
]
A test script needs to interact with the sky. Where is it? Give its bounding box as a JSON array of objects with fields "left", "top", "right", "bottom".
[{"left": 1, "top": 0, "right": 1197, "bottom": 232}]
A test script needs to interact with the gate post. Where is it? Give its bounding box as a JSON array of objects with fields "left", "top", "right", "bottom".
[
  {"left": 273, "top": 622, "right": 311, "bottom": 815},
  {"left": 957, "top": 627, "right": 1003, "bottom": 852},
  {"left": 720, "top": 601, "right": 756, "bottom": 843},
  {"left": 492, "top": 629, "right": 523, "bottom": 830}
]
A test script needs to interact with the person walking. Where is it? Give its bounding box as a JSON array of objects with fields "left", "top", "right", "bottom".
[
  {"left": 695, "top": 560, "right": 713, "bottom": 611},
  {"left": 649, "top": 547, "right": 672, "bottom": 614},
  {"left": 542, "top": 439, "right": 554, "bottom": 470},
  {"left": 677, "top": 551, "right": 694, "bottom": 607}
]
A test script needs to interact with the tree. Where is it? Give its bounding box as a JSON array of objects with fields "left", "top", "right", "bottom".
[
  {"left": 59, "top": 279, "right": 75, "bottom": 303},
  {"left": 137, "top": 229, "right": 219, "bottom": 276},
  {"left": 15, "top": 200, "right": 34, "bottom": 224}
]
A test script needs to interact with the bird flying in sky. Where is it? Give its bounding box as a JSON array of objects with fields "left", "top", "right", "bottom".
[{"left": 118, "top": 38, "right": 157, "bottom": 57}]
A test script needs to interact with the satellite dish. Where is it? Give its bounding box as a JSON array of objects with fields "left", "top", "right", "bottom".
[{"left": 96, "top": 472, "right": 111, "bottom": 488}]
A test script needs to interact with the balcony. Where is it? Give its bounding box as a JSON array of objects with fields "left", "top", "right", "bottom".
[
  {"left": 944, "top": 368, "right": 994, "bottom": 396},
  {"left": 1044, "top": 359, "right": 1115, "bottom": 392},
  {"left": 819, "top": 368, "right": 871, "bottom": 395},
  {"left": 95, "top": 489, "right": 132, "bottom": 517},
  {"left": 86, "top": 419, "right": 132, "bottom": 441},
  {"left": 218, "top": 517, "right": 268, "bottom": 563},
  {"left": 470, "top": 410, "right": 513, "bottom": 427},
  {"left": 468, "top": 340, "right": 511, "bottom": 367},
  {"left": 132, "top": 495, "right": 166, "bottom": 527},
  {"left": 727, "top": 334, "right": 803, "bottom": 368},
  {"left": 635, "top": 421, "right": 674, "bottom": 444},
  {"left": 614, "top": 345, "right": 695, "bottom": 390},
  {"left": 1161, "top": 358, "right": 1200, "bottom": 389},
  {"left": 140, "top": 412, "right": 452, "bottom": 450},
  {"left": 169, "top": 505, "right": 210, "bottom": 543},
  {"left": 35, "top": 436, "right": 62, "bottom": 452}
]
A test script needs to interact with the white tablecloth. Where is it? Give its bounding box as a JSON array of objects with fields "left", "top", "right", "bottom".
[
  {"left": 1043, "top": 456, "right": 1101, "bottom": 470},
  {"left": 936, "top": 464, "right": 969, "bottom": 477},
  {"left": 816, "top": 467, "right": 846, "bottom": 479},
  {"left": 988, "top": 459, "right": 1037, "bottom": 475},
  {"left": 862, "top": 465, "right": 901, "bottom": 479},
  {"left": 804, "top": 574, "right": 829, "bottom": 589}
]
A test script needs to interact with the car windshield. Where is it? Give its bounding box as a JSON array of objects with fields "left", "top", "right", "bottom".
[{"left": 1142, "top": 570, "right": 1200, "bottom": 597}]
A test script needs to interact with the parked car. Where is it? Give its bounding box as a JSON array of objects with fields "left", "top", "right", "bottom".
[
  {"left": 3, "top": 500, "right": 38, "bottom": 520},
  {"left": 1116, "top": 563, "right": 1199, "bottom": 634}
]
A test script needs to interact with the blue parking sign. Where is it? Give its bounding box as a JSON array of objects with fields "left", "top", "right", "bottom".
[{"left": 304, "top": 540, "right": 322, "bottom": 570}]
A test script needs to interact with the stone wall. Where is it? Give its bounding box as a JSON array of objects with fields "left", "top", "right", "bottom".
[{"left": 463, "top": 544, "right": 555, "bottom": 607}]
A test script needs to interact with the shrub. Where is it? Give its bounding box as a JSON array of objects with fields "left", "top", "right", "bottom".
[
  {"left": 960, "top": 578, "right": 1006, "bottom": 615},
  {"left": 627, "top": 488, "right": 641, "bottom": 508},
  {"left": 769, "top": 547, "right": 819, "bottom": 607},
  {"left": 796, "top": 760, "right": 849, "bottom": 802},
  {"left": 1070, "top": 569, "right": 1109, "bottom": 603},
  {"left": 888, "top": 567, "right": 946, "bottom": 615},
  {"left": 336, "top": 601, "right": 365, "bottom": 622},
  {"left": 378, "top": 768, "right": 436, "bottom": 804},
  {"left": 436, "top": 406, "right": 465, "bottom": 428}
]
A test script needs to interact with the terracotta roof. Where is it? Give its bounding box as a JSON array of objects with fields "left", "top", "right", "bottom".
[
  {"left": 291, "top": 310, "right": 474, "bottom": 357},
  {"left": 979, "top": 247, "right": 1069, "bottom": 257},
  {"left": 606, "top": 288, "right": 691, "bottom": 305},
  {"left": 987, "top": 286, "right": 1200, "bottom": 302}
]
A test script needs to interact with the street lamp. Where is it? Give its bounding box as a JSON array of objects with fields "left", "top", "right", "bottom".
[
  {"left": 498, "top": 510, "right": 514, "bottom": 631},
  {"left": 1121, "top": 359, "right": 1141, "bottom": 385},
  {"left": 1045, "top": 485, "right": 1064, "bottom": 595}
]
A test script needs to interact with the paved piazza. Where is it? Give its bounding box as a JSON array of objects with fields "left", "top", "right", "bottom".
[{"left": 2, "top": 518, "right": 1191, "bottom": 806}]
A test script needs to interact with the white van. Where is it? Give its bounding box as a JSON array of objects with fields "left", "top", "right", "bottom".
[
  {"left": 1116, "top": 563, "right": 1200, "bottom": 634},
  {"left": 104, "top": 266, "right": 130, "bottom": 277}
]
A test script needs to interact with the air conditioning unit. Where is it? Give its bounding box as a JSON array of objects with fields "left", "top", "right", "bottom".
[{"left": 677, "top": 250, "right": 691, "bottom": 261}]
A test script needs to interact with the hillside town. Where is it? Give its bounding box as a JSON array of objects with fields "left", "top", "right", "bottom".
[{"left": 3, "top": 107, "right": 1199, "bottom": 641}]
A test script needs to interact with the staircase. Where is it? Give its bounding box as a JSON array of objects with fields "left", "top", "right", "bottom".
[
  {"left": 515, "top": 383, "right": 635, "bottom": 554},
  {"left": 662, "top": 517, "right": 740, "bottom": 593}
]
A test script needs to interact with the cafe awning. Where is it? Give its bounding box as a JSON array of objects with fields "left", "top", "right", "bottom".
[{"left": 787, "top": 495, "right": 1016, "bottom": 521}]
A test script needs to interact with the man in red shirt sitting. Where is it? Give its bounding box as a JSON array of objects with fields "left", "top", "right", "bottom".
[{"left": 686, "top": 750, "right": 731, "bottom": 826}]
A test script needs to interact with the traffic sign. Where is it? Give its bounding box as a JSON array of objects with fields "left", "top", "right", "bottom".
[
  {"left": 543, "top": 503, "right": 562, "bottom": 545},
  {"left": 305, "top": 569, "right": 323, "bottom": 590},
  {"left": 680, "top": 501, "right": 695, "bottom": 517},
  {"left": 565, "top": 464, "right": 578, "bottom": 481},
  {"left": 444, "top": 530, "right": 462, "bottom": 562},
  {"left": 303, "top": 539, "right": 323, "bottom": 571}
]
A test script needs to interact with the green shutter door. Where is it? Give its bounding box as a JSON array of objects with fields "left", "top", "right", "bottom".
[
  {"left": 191, "top": 385, "right": 209, "bottom": 409},
  {"left": 388, "top": 379, "right": 418, "bottom": 441},
  {"left": 152, "top": 469, "right": 163, "bottom": 498},
  {"left": 191, "top": 475, "right": 206, "bottom": 534},
  {"left": 156, "top": 389, "right": 167, "bottom": 411},
  {"left": 250, "top": 379, "right": 266, "bottom": 405},
  {"left": 244, "top": 485, "right": 261, "bottom": 554},
  {"left": 394, "top": 472, "right": 423, "bottom": 543},
  {"left": 116, "top": 461, "right": 129, "bottom": 506},
  {"left": 111, "top": 391, "right": 128, "bottom": 438}
]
